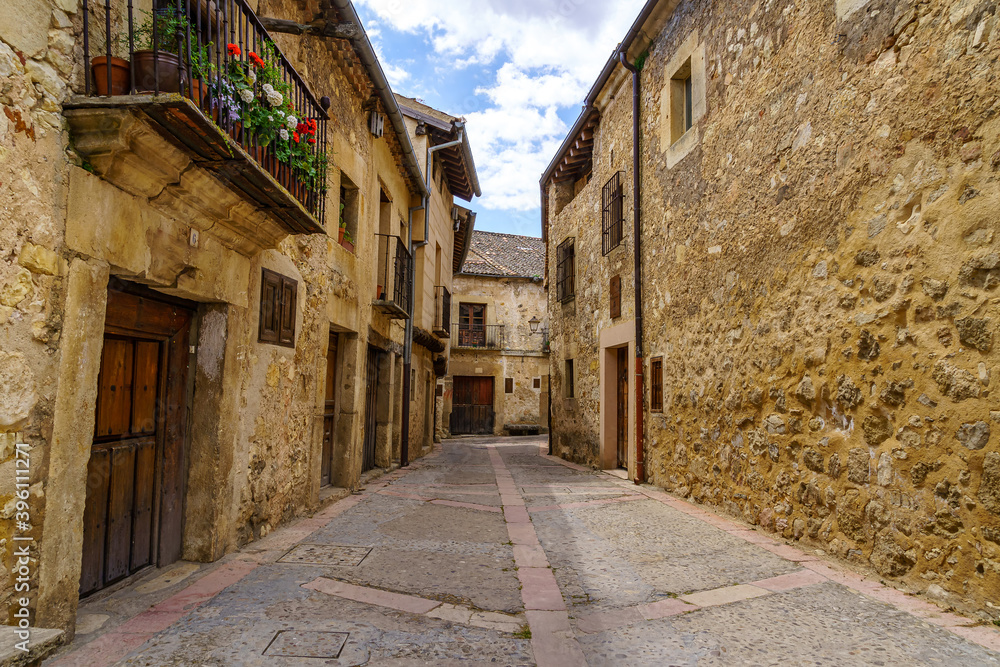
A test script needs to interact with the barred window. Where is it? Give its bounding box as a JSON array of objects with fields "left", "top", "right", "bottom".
[
  {"left": 602, "top": 171, "right": 624, "bottom": 255},
  {"left": 650, "top": 357, "right": 663, "bottom": 412},
  {"left": 556, "top": 237, "right": 575, "bottom": 302}
]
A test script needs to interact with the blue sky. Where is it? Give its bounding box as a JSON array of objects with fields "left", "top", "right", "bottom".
[{"left": 354, "top": 0, "right": 648, "bottom": 238}]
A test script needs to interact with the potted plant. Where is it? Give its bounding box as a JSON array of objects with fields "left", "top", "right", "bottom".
[
  {"left": 132, "top": 6, "right": 190, "bottom": 94},
  {"left": 341, "top": 229, "right": 355, "bottom": 253},
  {"left": 90, "top": 29, "right": 130, "bottom": 96},
  {"left": 338, "top": 208, "right": 346, "bottom": 244},
  {"left": 187, "top": 40, "right": 216, "bottom": 109}
]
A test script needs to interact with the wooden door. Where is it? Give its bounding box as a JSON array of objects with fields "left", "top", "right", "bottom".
[
  {"left": 362, "top": 346, "right": 381, "bottom": 473},
  {"left": 450, "top": 376, "right": 494, "bottom": 435},
  {"left": 458, "top": 303, "right": 486, "bottom": 347},
  {"left": 616, "top": 347, "right": 628, "bottom": 469},
  {"left": 81, "top": 288, "right": 192, "bottom": 597},
  {"left": 321, "top": 334, "right": 338, "bottom": 486}
]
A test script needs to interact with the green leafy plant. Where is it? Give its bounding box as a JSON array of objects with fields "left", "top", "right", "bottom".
[{"left": 134, "top": 6, "right": 190, "bottom": 54}]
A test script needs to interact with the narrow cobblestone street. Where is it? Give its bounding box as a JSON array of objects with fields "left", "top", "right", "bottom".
[{"left": 48, "top": 437, "right": 1000, "bottom": 666}]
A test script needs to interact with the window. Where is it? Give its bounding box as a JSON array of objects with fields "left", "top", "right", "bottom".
[
  {"left": 670, "top": 58, "right": 693, "bottom": 145},
  {"left": 505, "top": 378, "right": 514, "bottom": 394},
  {"left": 650, "top": 357, "right": 663, "bottom": 412},
  {"left": 556, "top": 237, "right": 575, "bottom": 302},
  {"left": 458, "top": 303, "right": 487, "bottom": 347},
  {"left": 339, "top": 173, "right": 360, "bottom": 251},
  {"left": 602, "top": 172, "right": 624, "bottom": 255},
  {"left": 259, "top": 269, "right": 297, "bottom": 347},
  {"left": 610, "top": 275, "right": 621, "bottom": 319},
  {"left": 533, "top": 377, "right": 541, "bottom": 389},
  {"left": 565, "top": 359, "right": 575, "bottom": 398}
]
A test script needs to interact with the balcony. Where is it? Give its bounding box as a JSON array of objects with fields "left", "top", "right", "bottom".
[
  {"left": 374, "top": 234, "right": 411, "bottom": 319},
  {"left": 453, "top": 324, "right": 504, "bottom": 350},
  {"left": 64, "top": 0, "right": 329, "bottom": 254},
  {"left": 433, "top": 286, "right": 451, "bottom": 337}
]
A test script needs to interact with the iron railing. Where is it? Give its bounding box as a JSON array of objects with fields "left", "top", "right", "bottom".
[
  {"left": 375, "top": 234, "right": 412, "bottom": 317},
  {"left": 602, "top": 171, "right": 624, "bottom": 255},
  {"left": 434, "top": 286, "right": 451, "bottom": 335},
  {"left": 81, "top": 0, "right": 328, "bottom": 223},
  {"left": 453, "top": 324, "right": 504, "bottom": 350}
]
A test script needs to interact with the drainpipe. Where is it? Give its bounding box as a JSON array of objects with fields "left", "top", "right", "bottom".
[
  {"left": 619, "top": 51, "right": 645, "bottom": 485},
  {"left": 400, "top": 125, "right": 465, "bottom": 466}
]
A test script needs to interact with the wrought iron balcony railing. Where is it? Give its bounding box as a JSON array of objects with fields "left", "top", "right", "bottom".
[
  {"left": 453, "top": 324, "right": 504, "bottom": 350},
  {"left": 434, "top": 286, "right": 451, "bottom": 337},
  {"left": 374, "top": 234, "right": 412, "bottom": 319},
  {"left": 79, "top": 0, "right": 328, "bottom": 227}
]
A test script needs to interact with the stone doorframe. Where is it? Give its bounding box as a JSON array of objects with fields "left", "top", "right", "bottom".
[{"left": 599, "top": 321, "right": 636, "bottom": 478}]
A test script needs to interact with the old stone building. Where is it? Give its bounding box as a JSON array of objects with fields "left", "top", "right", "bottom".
[
  {"left": 0, "top": 0, "right": 476, "bottom": 642},
  {"left": 395, "top": 95, "right": 480, "bottom": 455},
  {"left": 542, "top": 0, "right": 1000, "bottom": 613},
  {"left": 442, "top": 231, "right": 549, "bottom": 437}
]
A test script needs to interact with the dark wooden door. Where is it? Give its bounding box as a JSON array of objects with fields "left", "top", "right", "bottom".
[
  {"left": 450, "top": 376, "right": 494, "bottom": 435},
  {"left": 458, "top": 303, "right": 486, "bottom": 347},
  {"left": 321, "top": 334, "right": 338, "bottom": 486},
  {"left": 362, "top": 346, "right": 381, "bottom": 473},
  {"left": 81, "top": 288, "right": 192, "bottom": 597},
  {"left": 616, "top": 347, "right": 628, "bottom": 469}
]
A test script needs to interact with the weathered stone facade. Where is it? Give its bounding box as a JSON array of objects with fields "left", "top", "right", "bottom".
[
  {"left": 544, "top": 0, "right": 1000, "bottom": 615},
  {"left": 442, "top": 232, "right": 549, "bottom": 437},
  {"left": 0, "top": 0, "right": 474, "bottom": 639}
]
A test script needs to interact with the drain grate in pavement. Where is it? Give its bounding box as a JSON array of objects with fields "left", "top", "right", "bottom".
[
  {"left": 263, "top": 630, "right": 349, "bottom": 658},
  {"left": 278, "top": 544, "right": 373, "bottom": 566}
]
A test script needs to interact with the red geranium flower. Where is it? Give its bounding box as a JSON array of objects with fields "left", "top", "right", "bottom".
[
  {"left": 307, "top": 119, "right": 317, "bottom": 133},
  {"left": 296, "top": 122, "right": 309, "bottom": 135},
  {"left": 308, "top": 137, "right": 316, "bottom": 144},
  {"left": 248, "top": 52, "right": 265, "bottom": 67},
  {"left": 226, "top": 43, "right": 241, "bottom": 56},
  {"left": 292, "top": 131, "right": 300, "bottom": 143}
]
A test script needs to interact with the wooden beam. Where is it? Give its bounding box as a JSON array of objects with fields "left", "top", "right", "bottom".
[{"left": 259, "top": 17, "right": 361, "bottom": 40}]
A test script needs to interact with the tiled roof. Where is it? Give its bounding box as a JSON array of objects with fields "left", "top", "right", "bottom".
[{"left": 461, "top": 231, "right": 545, "bottom": 278}]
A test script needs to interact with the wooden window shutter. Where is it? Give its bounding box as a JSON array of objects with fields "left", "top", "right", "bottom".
[
  {"left": 610, "top": 275, "right": 621, "bottom": 319},
  {"left": 505, "top": 378, "right": 514, "bottom": 394},
  {"left": 259, "top": 269, "right": 281, "bottom": 344},
  {"left": 278, "top": 275, "right": 298, "bottom": 347}
]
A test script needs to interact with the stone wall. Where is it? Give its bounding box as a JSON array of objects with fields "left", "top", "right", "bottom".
[
  {"left": 444, "top": 274, "right": 549, "bottom": 435},
  {"left": 547, "top": 0, "right": 1000, "bottom": 615}
]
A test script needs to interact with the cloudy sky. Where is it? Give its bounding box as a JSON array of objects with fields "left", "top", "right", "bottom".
[{"left": 354, "top": 0, "right": 648, "bottom": 238}]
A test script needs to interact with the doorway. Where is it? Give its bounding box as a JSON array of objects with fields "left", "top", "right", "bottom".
[
  {"left": 321, "top": 333, "right": 338, "bottom": 486},
  {"left": 616, "top": 347, "right": 628, "bottom": 469},
  {"left": 450, "top": 376, "right": 494, "bottom": 435},
  {"left": 81, "top": 287, "right": 193, "bottom": 597},
  {"left": 362, "top": 346, "right": 382, "bottom": 473}
]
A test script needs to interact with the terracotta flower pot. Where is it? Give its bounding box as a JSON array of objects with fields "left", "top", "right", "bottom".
[
  {"left": 91, "top": 56, "right": 131, "bottom": 96},
  {"left": 338, "top": 227, "right": 345, "bottom": 243},
  {"left": 132, "top": 50, "right": 181, "bottom": 93}
]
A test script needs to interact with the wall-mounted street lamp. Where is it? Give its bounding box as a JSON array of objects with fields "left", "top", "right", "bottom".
[{"left": 529, "top": 316, "right": 542, "bottom": 334}]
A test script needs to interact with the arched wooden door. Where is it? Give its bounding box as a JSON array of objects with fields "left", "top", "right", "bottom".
[{"left": 80, "top": 287, "right": 193, "bottom": 597}]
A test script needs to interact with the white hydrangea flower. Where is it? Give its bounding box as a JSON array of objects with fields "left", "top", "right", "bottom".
[
  {"left": 266, "top": 90, "right": 283, "bottom": 107},
  {"left": 238, "top": 88, "right": 254, "bottom": 103},
  {"left": 279, "top": 128, "right": 289, "bottom": 141},
  {"left": 262, "top": 83, "right": 274, "bottom": 94},
  {"left": 246, "top": 70, "right": 256, "bottom": 85},
  {"left": 286, "top": 115, "right": 298, "bottom": 130}
]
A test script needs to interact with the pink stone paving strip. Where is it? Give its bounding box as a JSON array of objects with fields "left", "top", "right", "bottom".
[
  {"left": 528, "top": 494, "right": 648, "bottom": 513},
  {"left": 48, "top": 560, "right": 260, "bottom": 667},
  {"left": 429, "top": 498, "right": 502, "bottom": 513},
  {"left": 539, "top": 454, "right": 1000, "bottom": 654},
  {"left": 488, "top": 446, "right": 587, "bottom": 666},
  {"left": 303, "top": 577, "right": 441, "bottom": 614}
]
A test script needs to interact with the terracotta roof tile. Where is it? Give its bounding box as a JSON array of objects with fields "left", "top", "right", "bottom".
[{"left": 460, "top": 231, "right": 545, "bottom": 278}]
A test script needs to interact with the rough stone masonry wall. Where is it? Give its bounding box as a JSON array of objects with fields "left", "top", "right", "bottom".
[{"left": 632, "top": 0, "right": 1000, "bottom": 615}]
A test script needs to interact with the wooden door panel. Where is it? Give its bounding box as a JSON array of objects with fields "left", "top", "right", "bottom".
[
  {"left": 617, "top": 348, "right": 628, "bottom": 469},
  {"left": 80, "top": 448, "right": 111, "bottom": 596},
  {"left": 452, "top": 377, "right": 494, "bottom": 434},
  {"left": 105, "top": 444, "right": 136, "bottom": 583},
  {"left": 131, "top": 437, "right": 156, "bottom": 571},
  {"left": 131, "top": 341, "right": 159, "bottom": 435},
  {"left": 158, "top": 327, "right": 190, "bottom": 566},
  {"left": 96, "top": 339, "right": 133, "bottom": 438}
]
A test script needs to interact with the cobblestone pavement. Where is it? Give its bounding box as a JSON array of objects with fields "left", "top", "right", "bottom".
[{"left": 49, "top": 436, "right": 1000, "bottom": 666}]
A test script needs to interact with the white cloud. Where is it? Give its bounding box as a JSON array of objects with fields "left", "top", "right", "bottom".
[
  {"left": 382, "top": 62, "right": 411, "bottom": 87},
  {"left": 356, "top": 0, "right": 648, "bottom": 216}
]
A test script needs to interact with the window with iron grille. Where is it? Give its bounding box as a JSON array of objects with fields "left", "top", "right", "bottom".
[
  {"left": 610, "top": 275, "right": 621, "bottom": 319},
  {"left": 556, "top": 237, "right": 576, "bottom": 302},
  {"left": 650, "top": 357, "right": 663, "bottom": 412},
  {"left": 602, "top": 171, "right": 624, "bottom": 255}
]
